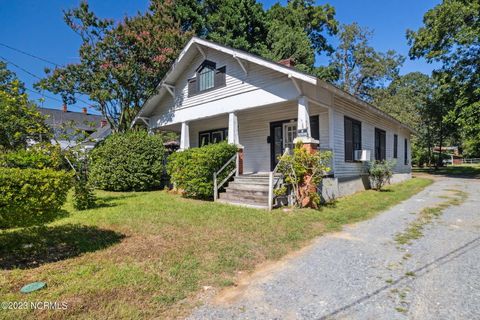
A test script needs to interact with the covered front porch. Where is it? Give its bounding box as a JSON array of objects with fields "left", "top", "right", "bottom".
[{"left": 158, "top": 97, "right": 334, "bottom": 174}]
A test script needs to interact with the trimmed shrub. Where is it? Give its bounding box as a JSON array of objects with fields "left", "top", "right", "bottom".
[
  {"left": 90, "top": 131, "right": 166, "bottom": 191},
  {"left": 167, "top": 142, "right": 238, "bottom": 199},
  {"left": 0, "top": 168, "right": 73, "bottom": 228},
  {"left": 367, "top": 160, "right": 396, "bottom": 190},
  {"left": 0, "top": 144, "right": 64, "bottom": 169}
]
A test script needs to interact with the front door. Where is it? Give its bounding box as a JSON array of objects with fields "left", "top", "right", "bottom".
[{"left": 270, "top": 120, "right": 297, "bottom": 170}]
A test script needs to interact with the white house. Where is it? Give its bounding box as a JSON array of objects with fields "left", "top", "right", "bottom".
[{"left": 134, "top": 37, "right": 412, "bottom": 208}]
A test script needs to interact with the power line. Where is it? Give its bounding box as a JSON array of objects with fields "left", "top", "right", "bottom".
[
  {"left": 0, "top": 55, "right": 42, "bottom": 80},
  {"left": 0, "top": 55, "right": 93, "bottom": 107},
  {"left": 0, "top": 42, "right": 60, "bottom": 67},
  {"left": 25, "top": 87, "right": 96, "bottom": 113},
  {"left": 24, "top": 87, "right": 63, "bottom": 103}
]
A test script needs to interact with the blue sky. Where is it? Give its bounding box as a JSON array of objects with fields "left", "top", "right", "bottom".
[{"left": 0, "top": 0, "right": 440, "bottom": 113}]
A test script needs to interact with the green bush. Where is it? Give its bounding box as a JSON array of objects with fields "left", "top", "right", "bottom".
[
  {"left": 90, "top": 131, "right": 166, "bottom": 191},
  {"left": 73, "top": 179, "right": 96, "bottom": 210},
  {"left": 367, "top": 160, "right": 396, "bottom": 191},
  {"left": 167, "top": 142, "right": 238, "bottom": 199},
  {"left": 276, "top": 142, "right": 332, "bottom": 208},
  {"left": 0, "top": 168, "right": 73, "bottom": 228},
  {"left": 0, "top": 144, "right": 64, "bottom": 169}
]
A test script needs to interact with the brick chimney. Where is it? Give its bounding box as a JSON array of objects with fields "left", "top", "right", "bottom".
[
  {"left": 278, "top": 58, "right": 295, "bottom": 68},
  {"left": 62, "top": 104, "right": 67, "bottom": 112},
  {"left": 82, "top": 107, "right": 87, "bottom": 114}
]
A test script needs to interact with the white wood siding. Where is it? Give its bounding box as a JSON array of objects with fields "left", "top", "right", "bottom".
[
  {"left": 185, "top": 102, "right": 329, "bottom": 173},
  {"left": 150, "top": 48, "right": 303, "bottom": 127},
  {"left": 332, "top": 97, "right": 411, "bottom": 178},
  {"left": 147, "top": 45, "right": 411, "bottom": 177}
]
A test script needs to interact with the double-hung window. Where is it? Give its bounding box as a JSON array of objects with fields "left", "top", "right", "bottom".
[
  {"left": 198, "top": 64, "right": 215, "bottom": 91},
  {"left": 188, "top": 60, "right": 226, "bottom": 96},
  {"left": 344, "top": 116, "right": 362, "bottom": 161}
]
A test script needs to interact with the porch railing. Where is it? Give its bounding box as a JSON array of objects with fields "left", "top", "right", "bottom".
[
  {"left": 213, "top": 153, "right": 238, "bottom": 201},
  {"left": 268, "top": 147, "right": 290, "bottom": 211}
]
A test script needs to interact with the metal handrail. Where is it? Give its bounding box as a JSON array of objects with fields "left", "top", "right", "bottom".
[
  {"left": 268, "top": 147, "right": 290, "bottom": 210},
  {"left": 213, "top": 153, "right": 238, "bottom": 201}
]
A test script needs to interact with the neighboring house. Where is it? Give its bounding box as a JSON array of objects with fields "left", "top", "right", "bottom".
[
  {"left": 38, "top": 106, "right": 110, "bottom": 149},
  {"left": 134, "top": 37, "right": 412, "bottom": 208}
]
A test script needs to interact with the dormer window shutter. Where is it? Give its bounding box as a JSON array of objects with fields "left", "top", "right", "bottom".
[
  {"left": 215, "top": 66, "right": 226, "bottom": 88},
  {"left": 188, "top": 78, "right": 197, "bottom": 97}
]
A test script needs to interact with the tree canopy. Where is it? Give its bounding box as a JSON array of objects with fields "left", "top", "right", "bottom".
[
  {"left": 37, "top": 0, "right": 339, "bottom": 132},
  {"left": 330, "top": 23, "right": 404, "bottom": 100},
  {"left": 407, "top": 0, "right": 480, "bottom": 157},
  {"left": 37, "top": 1, "right": 190, "bottom": 132}
]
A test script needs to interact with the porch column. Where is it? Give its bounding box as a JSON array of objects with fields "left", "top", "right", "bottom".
[
  {"left": 228, "top": 112, "right": 243, "bottom": 175},
  {"left": 180, "top": 121, "right": 190, "bottom": 150},
  {"left": 294, "top": 96, "right": 318, "bottom": 151},
  {"left": 297, "top": 96, "right": 311, "bottom": 138},
  {"left": 328, "top": 106, "right": 336, "bottom": 175},
  {"left": 228, "top": 112, "right": 239, "bottom": 145}
]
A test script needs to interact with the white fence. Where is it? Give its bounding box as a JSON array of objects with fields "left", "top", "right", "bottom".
[
  {"left": 461, "top": 158, "right": 480, "bottom": 164},
  {"left": 445, "top": 157, "right": 480, "bottom": 165}
]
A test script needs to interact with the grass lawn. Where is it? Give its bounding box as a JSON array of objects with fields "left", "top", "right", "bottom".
[
  {"left": 413, "top": 163, "right": 480, "bottom": 177},
  {"left": 0, "top": 177, "right": 432, "bottom": 319}
]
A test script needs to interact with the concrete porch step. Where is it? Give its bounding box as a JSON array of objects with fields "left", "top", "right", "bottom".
[
  {"left": 220, "top": 192, "right": 268, "bottom": 203},
  {"left": 216, "top": 174, "right": 284, "bottom": 209},
  {"left": 224, "top": 188, "right": 269, "bottom": 197},
  {"left": 225, "top": 182, "right": 270, "bottom": 192}
]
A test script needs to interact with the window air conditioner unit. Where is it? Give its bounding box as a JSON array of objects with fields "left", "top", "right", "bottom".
[{"left": 354, "top": 150, "right": 371, "bottom": 161}]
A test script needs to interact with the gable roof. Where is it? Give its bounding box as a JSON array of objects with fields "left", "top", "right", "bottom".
[
  {"left": 38, "top": 107, "right": 104, "bottom": 131},
  {"left": 135, "top": 37, "right": 317, "bottom": 120},
  {"left": 135, "top": 37, "right": 413, "bottom": 133}
]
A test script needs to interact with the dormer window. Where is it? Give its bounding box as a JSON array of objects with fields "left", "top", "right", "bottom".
[
  {"left": 198, "top": 61, "right": 215, "bottom": 91},
  {"left": 188, "top": 60, "right": 226, "bottom": 97}
]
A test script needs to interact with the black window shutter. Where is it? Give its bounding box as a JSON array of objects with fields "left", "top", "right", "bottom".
[
  {"left": 188, "top": 78, "right": 197, "bottom": 97},
  {"left": 394, "top": 134, "right": 398, "bottom": 158},
  {"left": 381, "top": 131, "right": 386, "bottom": 160},
  {"left": 215, "top": 66, "right": 226, "bottom": 88},
  {"left": 344, "top": 117, "right": 353, "bottom": 161},
  {"left": 309, "top": 115, "right": 319, "bottom": 140},
  {"left": 404, "top": 138, "right": 408, "bottom": 165}
]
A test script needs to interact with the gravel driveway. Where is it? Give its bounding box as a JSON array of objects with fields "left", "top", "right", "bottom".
[{"left": 189, "top": 176, "right": 480, "bottom": 319}]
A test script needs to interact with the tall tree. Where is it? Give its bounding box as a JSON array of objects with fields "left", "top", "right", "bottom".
[
  {"left": 407, "top": 0, "right": 480, "bottom": 157},
  {"left": 150, "top": 0, "right": 338, "bottom": 73},
  {"left": 372, "top": 72, "right": 432, "bottom": 128},
  {"left": 264, "top": 0, "right": 337, "bottom": 73},
  {"left": 37, "top": 1, "right": 190, "bottom": 132},
  {"left": 203, "top": 0, "right": 268, "bottom": 55},
  {"left": 330, "top": 23, "right": 404, "bottom": 100},
  {"left": 372, "top": 72, "right": 438, "bottom": 165},
  {"left": 0, "top": 62, "right": 50, "bottom": 150}
]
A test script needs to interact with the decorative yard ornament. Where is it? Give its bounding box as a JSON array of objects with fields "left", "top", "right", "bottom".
[{"left": 20, "top": 281, "right": 46, "bottom": 293}]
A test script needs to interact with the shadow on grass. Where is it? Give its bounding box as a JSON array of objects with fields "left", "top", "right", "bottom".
[
  {"left": 0, "top": 224, "right": 124, "bottom": 270},
  {"left": 0, "top": 209, "right": 70, "bottom": 229},
  {"left": 378, "top": 189, "right": 393, "bottom": 192},
  {"left": 93, "top": 193, "right": 140, "bottom": 209}
]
